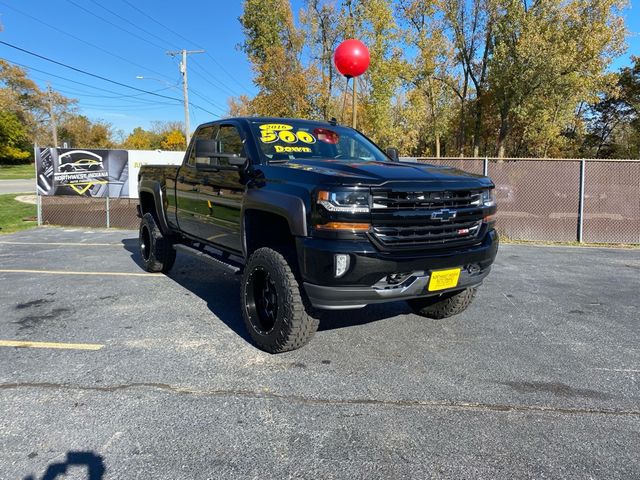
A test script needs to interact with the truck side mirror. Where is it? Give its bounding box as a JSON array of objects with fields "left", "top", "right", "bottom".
[
  {"left": 195, "top": 139, "right": 217, "bottom": 158},
  {"left": 194, "top": 139, "right": 247, "bottom": 170},
  {"left": 386, "top": 147, "right": 399, "bottom": 162}
]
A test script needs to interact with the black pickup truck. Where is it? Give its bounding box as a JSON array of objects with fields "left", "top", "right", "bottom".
[{"left": 138, "top": 117, "right": 498, "bottom": 353}]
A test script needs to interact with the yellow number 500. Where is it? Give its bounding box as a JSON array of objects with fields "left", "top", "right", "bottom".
[
  {"left": 295, "top": 131, "right": 316, "bottom": 144},
  {"left": 278, "top": 130, "right": 297, "bottom": 143},
  {"left": 260, "top": 129, "right": 317, "bottom": 144}
]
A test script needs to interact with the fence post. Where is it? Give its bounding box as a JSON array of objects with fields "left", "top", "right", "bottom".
[
  {"left": 577, "top": 159, "right": 586, "bottom": 243},
  {"left": 106, "top": 196, "right": 110, "bottom": 228},
  {"left": 483, "top": 157, "right": 489, "bottom": 176},
  {"left": 37, "top": 194, "right": 42, "bottom": 226},
  {"left": 33, "top": 144, "right": 42, "bottom": 226}
]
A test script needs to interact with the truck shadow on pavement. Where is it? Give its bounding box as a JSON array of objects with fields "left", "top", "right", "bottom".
[
  {"left": 122, "top": 238, "right": 413, "bottom": 345},
  {"left": 25, "top": 450, "right": 105, "bottom": 480}
]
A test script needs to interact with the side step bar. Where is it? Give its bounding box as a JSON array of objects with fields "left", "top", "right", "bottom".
[{"left": 173, "top": 244, "right": 242, "bottom": 274}]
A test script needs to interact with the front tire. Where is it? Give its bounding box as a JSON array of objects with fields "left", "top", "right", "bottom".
[
  {"left": 241, "top": 247, "right": 319, "bottom": 353},
  {"left": 139, "top": 212, "right": 176, "bottom": 273},
  {"left": 407, "top": 287, "right": 477, "bottom": 319}
]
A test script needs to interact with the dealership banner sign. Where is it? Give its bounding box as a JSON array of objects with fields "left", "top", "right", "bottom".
[{"left": 36, "top": 148, "right": 183, "bottom": 198}]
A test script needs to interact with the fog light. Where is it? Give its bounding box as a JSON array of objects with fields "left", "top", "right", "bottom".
[
  {"left": 335, "top": 254, "right": 350, "bottom": 278},
  {"left": 466, "top": 263, "right": 481, "bottom": 274}
]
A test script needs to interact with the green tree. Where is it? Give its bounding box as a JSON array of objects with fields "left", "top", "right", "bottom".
[
  {"left": 583, "top": 56, "right": 640, "bottom": 158},
  {"left": 122, "top": 127, "right": 159, "bottom": 150},
  {"left": 0, "top": 110, "right": 31, "bottom": 163},
  {"left": 355, "top": 0, "right": 403, "bottom": 147},
  {"left": 240, "top": 0, "right": 312, "bottom": 117},
  {"left": 58, "top": 115, "right": 115, "bottom": 148},
  {"left": 398, "top": 0, "right": 456, "bottom": 156},
  {"left": 488, "top": 0, "right": 626, "bottom": 157},
  {"left": 231, "top": 0, "right": 632, "bottom": 159},
  {"left": 160, "top": 129, "right": 186, "bottom": 151},
  {"left": 439, "top": 0, "right": 496, "bottom": 156},
  {"left": 227, "top": 94, "right": 255, "bottom": 117},
  {"left": 300, "top": 0, "right": 346, "bottom": 120},
  {"left": 0, "top": 60, "right": 75, "bottom": 147}
]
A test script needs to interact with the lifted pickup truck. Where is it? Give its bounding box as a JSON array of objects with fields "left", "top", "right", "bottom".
[{"left": 138, "top": 117, "right": 498, "bottom": 353}]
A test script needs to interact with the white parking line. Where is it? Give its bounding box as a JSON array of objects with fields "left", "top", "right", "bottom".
[
  {"left": 0, "top": 269, "right": 163, "bottom": 277},
  {"left": 0, "top": 241, "right": 122, "bottom": 246},
  {"left": 0, "top": 340, "right": 104, "bottom": 350}
]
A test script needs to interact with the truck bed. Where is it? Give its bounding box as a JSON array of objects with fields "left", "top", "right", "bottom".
[{"left": 138, "top": 164, "right": 179, "bottom": 184}]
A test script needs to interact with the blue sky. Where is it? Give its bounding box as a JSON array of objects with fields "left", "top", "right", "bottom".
[{"left": 0, "top": 0, "right": 638, "bottom": 136}]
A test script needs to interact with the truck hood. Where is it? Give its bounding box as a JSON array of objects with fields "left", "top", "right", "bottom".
[{"left": 275, "top": 159, "right": 493, "bottom": 187}]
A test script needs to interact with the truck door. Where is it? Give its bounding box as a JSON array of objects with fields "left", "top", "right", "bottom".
[
  {"left": 196, "top": 123, "right": 246, "bottom": 252},
  {"left": 175, "top": 124, "right": 217, "bottom": 238}
]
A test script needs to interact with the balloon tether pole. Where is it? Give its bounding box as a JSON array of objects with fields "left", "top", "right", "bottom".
[
  {"left": 351, "top": 75, "right": 357, "bottom": 129},
  {"left": 341, "top": 75, "right": 351, "bottom": 125}
]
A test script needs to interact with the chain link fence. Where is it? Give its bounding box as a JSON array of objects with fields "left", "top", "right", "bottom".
[
  {"left": 40, "top": 196, "right": 139, "bottom": 229},
  {"left": 36, "top": 157, "right": 639, "bottom": 244},
  {"left": 410, "top": 157, "right": 640, "bottom": 244}
]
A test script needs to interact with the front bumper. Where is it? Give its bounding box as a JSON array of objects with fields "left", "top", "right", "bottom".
[{"left": 299, "top": 229, "right": 498, "bottom": 310}]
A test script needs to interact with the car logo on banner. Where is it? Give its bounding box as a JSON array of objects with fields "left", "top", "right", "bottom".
[
  {"left": 431, "top": 208, "right": 457, "bottom": 222},
  {"left": 53, "top": 150, "right": 108, "bottom": 195}
]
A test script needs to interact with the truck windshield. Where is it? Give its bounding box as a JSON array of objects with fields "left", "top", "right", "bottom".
[{"left": 249, "top": 120, "right": 390, "bottom": 163}]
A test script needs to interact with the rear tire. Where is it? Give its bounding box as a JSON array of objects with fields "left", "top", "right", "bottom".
[
  {"left": 408, "top": 287, "right": 477, "bottom": 319},
  {"left": 241, "top": 247, "right": 319, "bottom": 353},
  {"left": 139, "top": 212, "right": 176, "bottom": 273}
]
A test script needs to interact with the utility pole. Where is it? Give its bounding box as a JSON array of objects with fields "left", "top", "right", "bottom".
[
  {"left": 167, "top": 49, "right": 205, "bottom": 145},
  {"left": 47, "top": 83, "right": 58, "bottom": 147}
]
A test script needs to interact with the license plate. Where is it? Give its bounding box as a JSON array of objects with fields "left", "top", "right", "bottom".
[{"left": 428, "top": 268, "right": 461, "bottom": 292}]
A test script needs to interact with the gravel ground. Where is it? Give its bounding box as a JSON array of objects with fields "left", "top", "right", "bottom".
[{"left": 0, "top": 227, "right": 638, "bottom": 479}]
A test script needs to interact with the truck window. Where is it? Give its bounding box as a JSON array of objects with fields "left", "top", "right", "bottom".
[
  {"left": 216, "top": 125, "right": 244, "bottom": 165},
  {"left": 249, "top": 120, "right": 389, "bottom": 163},
  {"left": 187, "top": 125, "right": 217, "bottom": 166}
]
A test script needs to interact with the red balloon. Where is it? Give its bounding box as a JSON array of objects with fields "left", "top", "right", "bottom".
[{"left": 334, "top": 39, "right": 370, "bottom": 78}]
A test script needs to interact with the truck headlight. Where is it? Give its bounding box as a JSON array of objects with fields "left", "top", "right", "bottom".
[
  {"left": 317, "top": 190, "right": 370, "bottom": 213},
  {"left": 482, "top": 189, "right": 496, "bottom": 207}
]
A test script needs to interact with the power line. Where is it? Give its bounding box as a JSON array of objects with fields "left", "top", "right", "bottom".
[
  {"left": 189, "top": 88, "right": 228, "bottom": 113},
  {"left": 25, "top": 71, "right": 179, "bottom": 103},
  {"left": 2, "top": 41, "right": 182, "bottom": 102},
  {"left": 65, "top": 0, "right": 167, "bottom": 51},
  {"left": 0, "top": 41, "right": 219, "bottom": 117},
  {"left": 52, "top": 85, "right": 176, "bottom": 101},
  {"left": 87, "top": 0, "right": 179, "bottom": 50},
  {"left": 5, "top": 59, "right": 165, "bottom": 99},
  {"left": 0, "top": 0, "right": 176, "bottom": 83},
  {"left": 80, "top": 103, "right": 176, "bottom": 109},
  {"left": 190, "top": 60, "right": 240, "bottom": 98},
  {"left": 120, "top": 0, "right": 251, "bottom": 94},
  {"left": 53, "top": 89, "right": 177, "bottom": 106},
  {"left": 65, "top": 0, "right": 226, "bottom": 113}
]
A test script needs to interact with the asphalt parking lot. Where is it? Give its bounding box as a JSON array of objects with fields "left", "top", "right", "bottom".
[{"left": 0, "top": 227, "right": 638, "bottom": 479}]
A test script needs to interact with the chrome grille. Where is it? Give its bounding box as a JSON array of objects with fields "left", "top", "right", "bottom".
[
  {"left": 372, "top": 221, "right": 482, "bottom": 248},
  {"left": 371, "top": 188, "right": 485, "bottom": 249},
  {"left": 372, "top": 190, "right": 482, "bottom": 210}
]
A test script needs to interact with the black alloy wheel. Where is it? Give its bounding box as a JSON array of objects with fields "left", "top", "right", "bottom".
[
  {"left": 138, "top": 212, "right": 176, "bottom": 273},
  {"left": 246, "top": 267, "right": 279, "bottom": 334},
  {"left": 140, "top": 224, "right": 152, "bottom": 262},
  {"left": 241, "top": 247, "right": 319, "bottom": 353}
]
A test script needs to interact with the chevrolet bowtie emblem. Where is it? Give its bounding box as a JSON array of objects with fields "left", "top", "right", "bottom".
[{"left": 431, "top": 208, "right": 456, "bottom": 222}]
